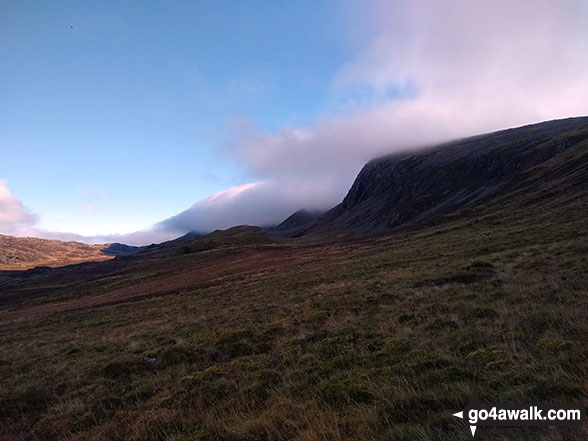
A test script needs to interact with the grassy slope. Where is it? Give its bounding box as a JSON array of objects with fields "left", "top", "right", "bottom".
[
  {"left": 0, "top": 235, "right": 114, "bottom": 270},
  {"left": 0, "top": 145, "right": 587, "bottom": 440}
]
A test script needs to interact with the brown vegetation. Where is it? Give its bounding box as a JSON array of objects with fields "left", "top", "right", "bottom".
[{"left": 0, "top": 234, "right": 113, "bottom": 270}]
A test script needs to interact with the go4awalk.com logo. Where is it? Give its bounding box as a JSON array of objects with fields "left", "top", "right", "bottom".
[{"left": 453, "top": 400, "right": 585, "bottom": 437}]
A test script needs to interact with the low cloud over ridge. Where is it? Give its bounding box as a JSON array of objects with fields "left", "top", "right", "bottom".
[
  {"left": 159, "top": 180, "right": 337, "bottom": 235},
  {"left": 3, "top": 0, "right": 588, "bottom": 244},
  {"left": 158, "top": 0, "right": 588, "bottom": 237}
]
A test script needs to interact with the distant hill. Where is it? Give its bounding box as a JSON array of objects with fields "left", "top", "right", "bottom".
[
  {"left": 264, "top": 209, "right": 323, "bottom": 238},
  {"left": 179, "top": 231, "right": 203, "bottom": 239},
  {"left": 0, "top": 235, "right": 144, "bottom": 270},
  {"left": 287, "top": 117, "right": 588, "bottom": 236},
  {"left": 101, "top": 242, "right": 146, "bottom": 256},
  {"left": 135, "top": 225, "right": 274, "bottom": 260}
]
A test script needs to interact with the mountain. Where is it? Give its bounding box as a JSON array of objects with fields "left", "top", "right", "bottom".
[
  {"left": 1, "top": 117, "right": 587, "bottom": 440},
  {"left": 100, "top": 242, "right": 146, "bottom": 256},
  {"left": 265, "top": 208, "right": 323, "bottom": 237},
  {"left": 0, "top": 235, "right": 144, "bottom": 270},
  {"left": 179, "top": 231, "right": 203, "bottom": 239},
  {"left": 288, "top": 117, "right": 588, "bottom": 236}
]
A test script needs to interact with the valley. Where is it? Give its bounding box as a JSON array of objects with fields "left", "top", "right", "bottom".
[{"left": 1, "top": 118, "right": 587, "bottom": 440}]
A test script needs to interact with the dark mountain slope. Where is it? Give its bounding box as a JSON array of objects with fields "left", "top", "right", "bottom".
[
  {"left": 101, "top": 242, "right": 146, "bottom": 256},
  {"left": 275, "top": 209, "right": 323, "bottom": 231},
  {"left": 262, "top": 209, "right": 324, "bottom": 238},
  {"left": 292, "top": 117, "right": 588, "bottom": 236}
]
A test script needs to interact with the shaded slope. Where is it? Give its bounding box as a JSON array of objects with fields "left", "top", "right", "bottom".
[
  {"left": 101, "top": 243, "right": 146, "bottom": 256},
  {"left": 275, "top": 209, "right": 323, "bottom": 231},
  {"left": 96, "top": 225, "right": 276, "bottom": 262},
  {"left": 264, "top": 209, "right": 324, "bottom": 238}
]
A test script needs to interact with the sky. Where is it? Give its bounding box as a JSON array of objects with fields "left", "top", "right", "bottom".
[{"left": 1, "top": 0, "right": 588, "bottom": 245}]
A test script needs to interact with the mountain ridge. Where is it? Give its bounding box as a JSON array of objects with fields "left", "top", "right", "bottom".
[
  {"left": 284, "top": 116, "right": 588, "bottom": 236},
  {"left": 3, "top": 117, "right": 587, "bottom": 270}
]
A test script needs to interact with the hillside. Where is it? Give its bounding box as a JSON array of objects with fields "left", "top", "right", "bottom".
[
  {"left": 264, "top": 209, "right": 324, "bottom": 238},
  {"left": 0, "top": 235, "right": 144, "bottom": 270},
  {"left": 290, "top": 117, "right": 588, "bottom": 236},
  {"left": 275, "top": 209, "right": 323, "bottom": 231},
  {"left": 0, "top": 118, "right": 587, "bottom": 440}
]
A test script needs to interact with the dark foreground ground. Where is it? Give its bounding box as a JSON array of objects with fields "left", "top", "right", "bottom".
[{"left": 1, "top": 146, "right": 587, "bottom": 440}]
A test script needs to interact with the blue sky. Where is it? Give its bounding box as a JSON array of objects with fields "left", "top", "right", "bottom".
[
  {"left": 1, "top": 0, "right": 351, "bottom": 235},
  {"left": 1, "top": 0, "right": 587, "bottom": 243}
]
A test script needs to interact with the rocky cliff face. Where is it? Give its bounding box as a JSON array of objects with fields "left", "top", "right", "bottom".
[{"left": 289, "top": 117, "right": 588, "bottom": 236}]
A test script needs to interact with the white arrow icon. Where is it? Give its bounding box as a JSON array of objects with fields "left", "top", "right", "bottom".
[{"left": 453, "top": 410, "right": 477, "bottom": 437}]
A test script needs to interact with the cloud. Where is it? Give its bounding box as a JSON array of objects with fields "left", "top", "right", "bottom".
[
  {"left": 159, "top": 180, "right": 335, "bottom": 234},
  {"left": 0, "top": 180, "right": 39, "bottom": 236},
  {"left": 33, "top": 229, "right": 177, "bottom": 247},
  {"left": 0, "top": 180, "right": 176, "bottom": 246},
  {"left": 335, "top": 0, "right": 588, "bottom": 120},
  {"left": 337, "top": 0, "right": 588, "bottom": 89},
  {"left": 167, "top": 0, "right": 587, "bottom": 235}
]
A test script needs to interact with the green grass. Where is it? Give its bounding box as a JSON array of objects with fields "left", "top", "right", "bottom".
[{"left": 1, "top": 172, "right": 587, "bottom": 440}]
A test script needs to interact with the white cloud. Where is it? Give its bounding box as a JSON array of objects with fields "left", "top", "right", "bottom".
[
  {"left": 0, "top": 180, "right": 176, "bottom": 246},
  {"left": 0, "top": 180, "right": 39, "bottom": 236},
  {"left": 335, "top": 0, "right": 588, "bottom": 121},
  {"left": 159, "top": 180, "right": 335, "bottom": 234}
]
